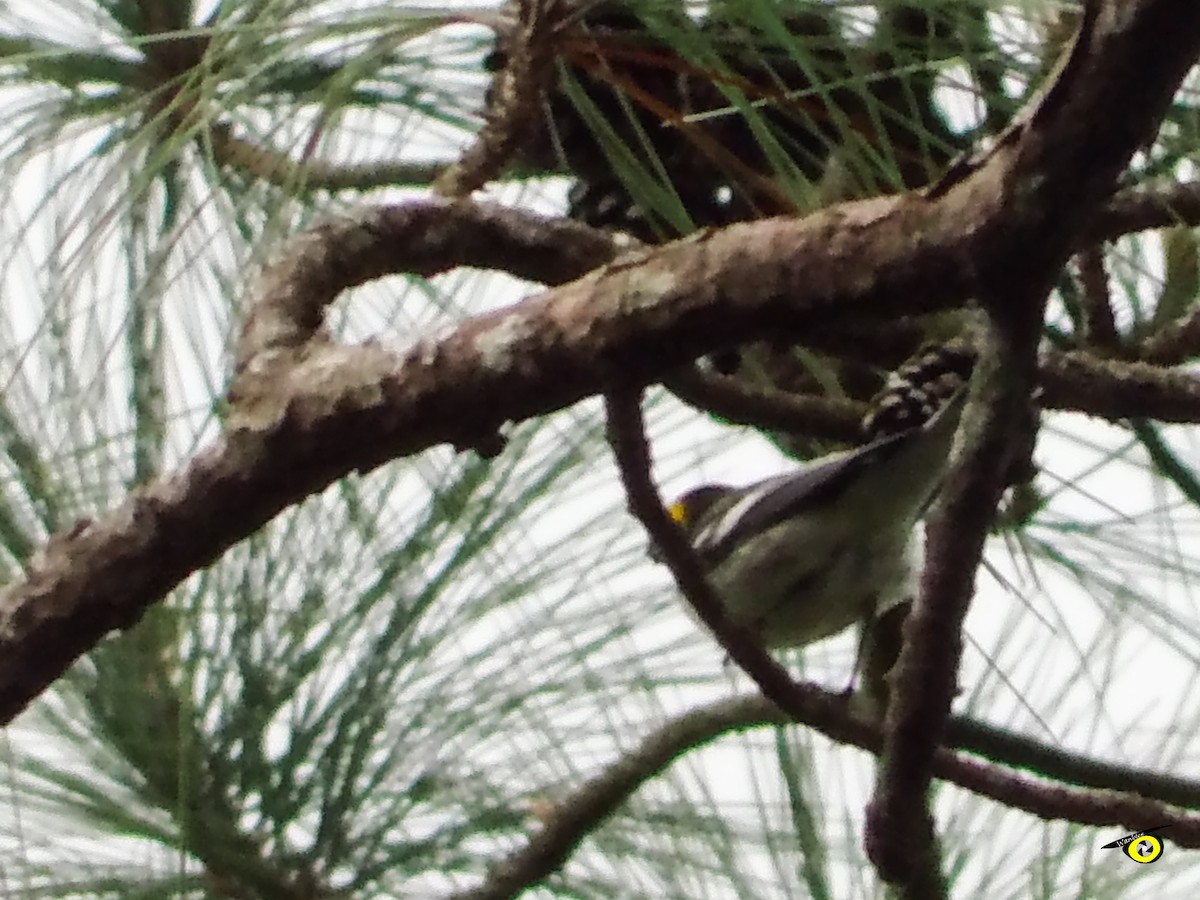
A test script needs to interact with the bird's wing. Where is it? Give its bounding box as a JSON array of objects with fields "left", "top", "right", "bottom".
[{"left": 693, "top": 431, "right": 908, "bottom": 563}]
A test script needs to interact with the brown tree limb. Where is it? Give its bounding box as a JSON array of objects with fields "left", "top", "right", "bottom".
[
  {"left": 1092, "top": 179, "right": 1200, "bottom": 243},
  {"left": 865, "top": 0, "right": 1200, "bottom": 891},
  {"left": 662, "top": 366, "right": 865, "bottom": 443},
  {"left": 1075, "top": 246, "right": 1120, "bottom": 350},
  {"left": 209, "top": 122, "right": 447, "bottom": 193},
  {"left": 947, "top": 715, "right": 1200, "bottom": 811},
  {"left": 451, "top": 692, "right": 1200, "bottom": 899},
  {"left": 867, "top": 314, "right": 1036, "bottom": 894},
  {"left": 233, "top": 199, "right": 625, "bottom": 370},
  {"left": 1040, "top": 349, "right": 1200, "bottom": 421},
  {"left": 664, "top": 349, "right": 1200, "bottom": 443},
  {"left": 433, "top": 0, "right": 560, "bottom": 197},
  {"left": 1137, "top": 301, "right": 1200, "bottom": 366},
  {"left": 2, "top": 0, "right": 1199, "bottom": 736}
]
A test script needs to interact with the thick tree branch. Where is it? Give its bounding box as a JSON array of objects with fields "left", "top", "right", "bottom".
[
  {"left": 2, "top": 0, "right": 1199, "bottom": 732},
  {"left": 865, "top": 0, "right": 1200, "bottom": 890},
  {"left": 0, "top": 196, "right": 961, "bottom": 726},
  {"left": 234, "top": 199, "right": 625, "bottom": 369}
]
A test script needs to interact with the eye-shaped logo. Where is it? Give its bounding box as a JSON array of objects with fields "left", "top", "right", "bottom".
[{"left": 1101, "top": 825, "right": 1171, "bottom": 864}]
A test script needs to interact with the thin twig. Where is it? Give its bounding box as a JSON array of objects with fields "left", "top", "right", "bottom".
[
  {"left": 208, "top": 122, "right": 446, "bottom": 192},
  {"left": 1039, "top": 350, "right": 1200, "bottom": 422},
  {"left": 1137, "top": 303, "right": 1200, "bottom": 366},
  {"left": 602, "top": 389, "right": 819, "bottom": 711},
  {"left": 1091, "top": 179, "right": 1200, "bottom": 243},
  {"left": 435, "top": 0, "right": 560, "bottom": 196},
  {"left": 452, "top": 691, "right": 1200, "bottom": 899},
  {"left": 663, "top": 367, "right": 864, "bottom": 442},
  {"left": 1075, "top": 246, "right": 1121, "bottom": 350},
  {"left": 446, "top": 696, "right": 798, "bottom": 900},
  {"left": 948, "top": 715, "right": 1200, "bottom": 810}
]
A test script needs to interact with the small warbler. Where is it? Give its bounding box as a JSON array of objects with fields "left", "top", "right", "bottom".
[{"left": 665, "top": 342, "right": 975, "bottom": 654}]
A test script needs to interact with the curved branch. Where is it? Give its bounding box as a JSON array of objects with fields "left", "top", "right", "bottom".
[
  {"left": 3, "top": 0, "right": 1200, "bottom": 731},
  {"left": 234, "top": 199, "right": 625, "bottom": 369},
  {"left": 434, "top": 0, "right": 560, "bottom": 197},
  {"left": 662, "top": 367, "right": 864, "bottom": 443},
  {"left": 1092, "top": 180, "right": 1200, "bottom": 242},
  {"left": 604, "top": 389, "right": 831, "bottom": 727},
  {"left": 209, "top": 123, "right": 447, "bottom": 193},
  {"left": 452, "top": 693, "right": 1200, "bottom": 899},
  {"left": 447, "top": 696, "right": 792, "bottom": 900}
]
